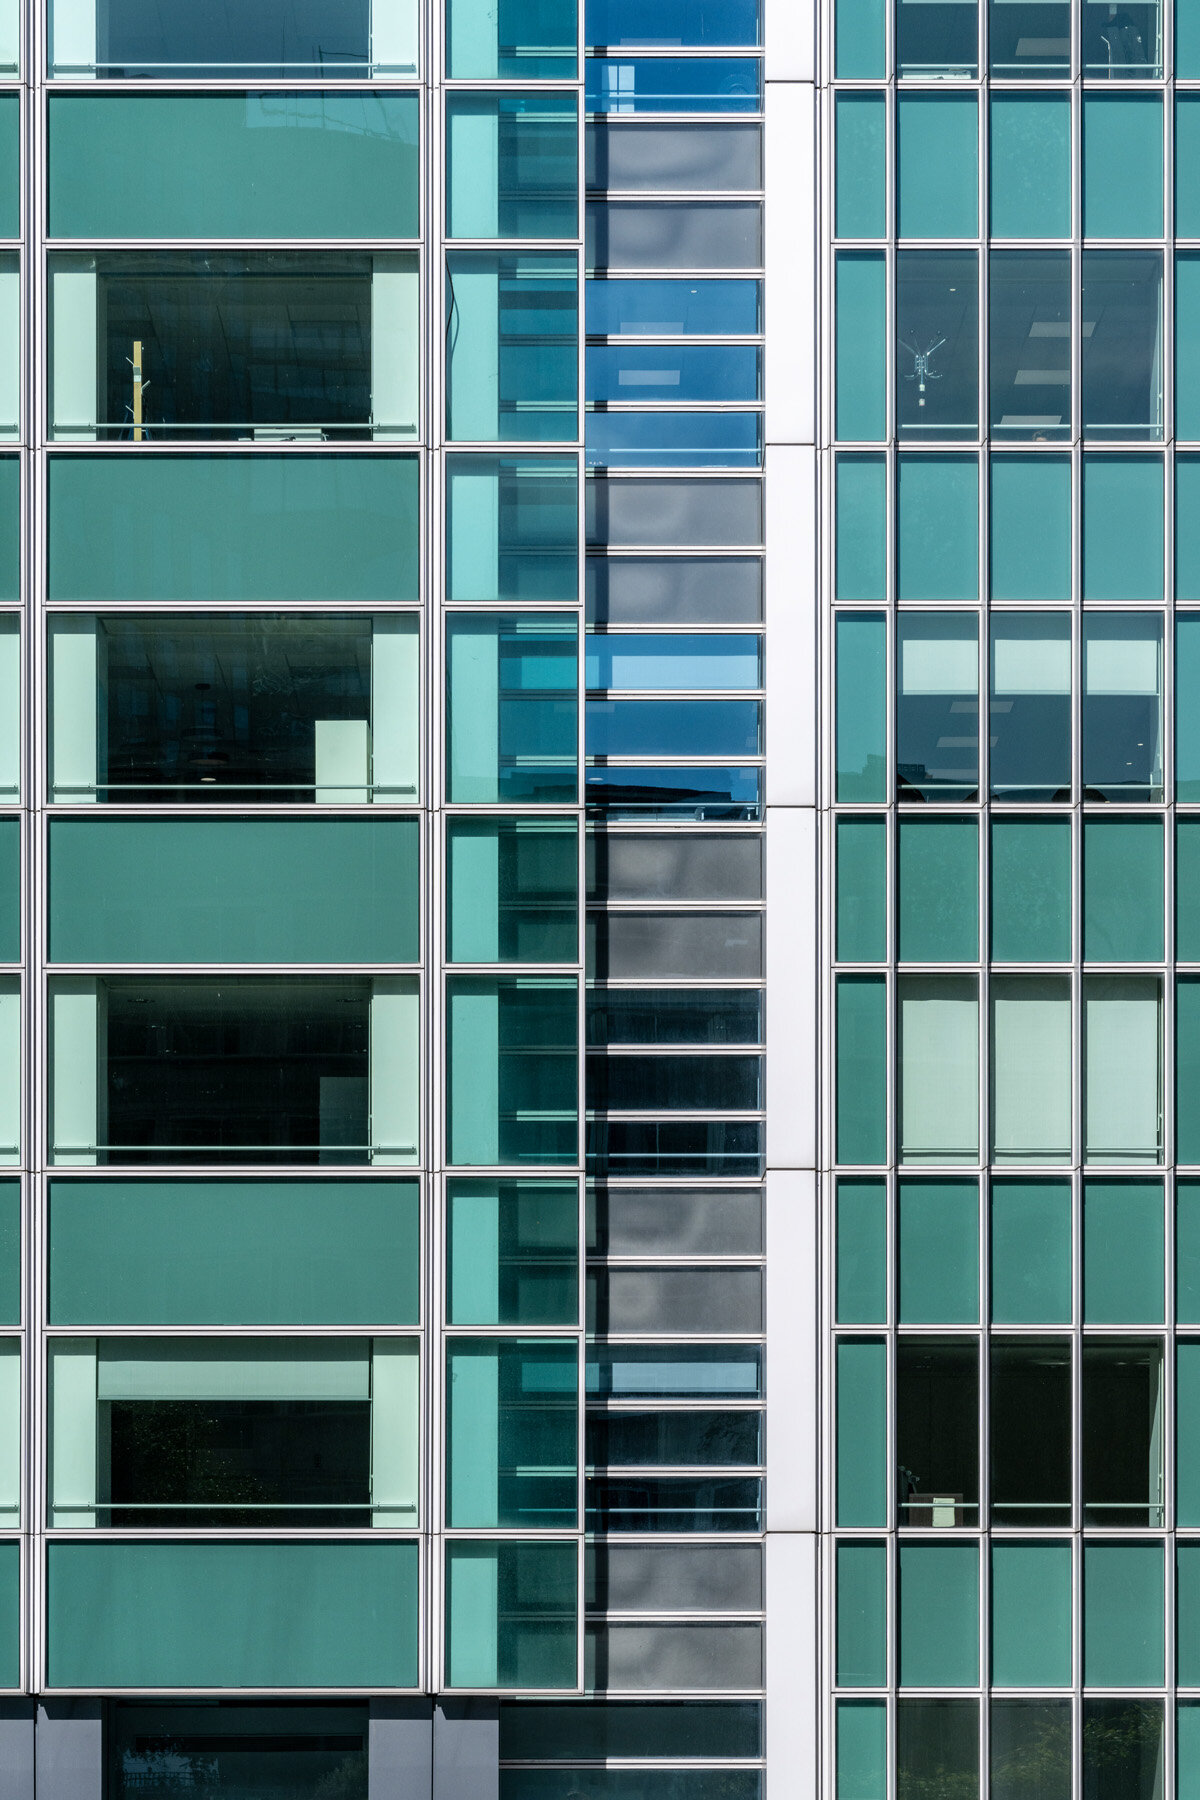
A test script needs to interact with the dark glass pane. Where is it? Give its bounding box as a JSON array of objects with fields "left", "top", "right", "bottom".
[
  {"left": 896, "top": 1340, "right": 980, "bottom": 1527},
  {"left": 587, "top": 989, "right": 762, "bottom": 1046},
  {"left": 897, "top": 1701, "right": 979, "bottom": 1800},
  {"left": 990, "top": 1340, "right": 1072, "bottom": 1526},
  {"left": 991, "top": 1702, "right": 1071, "bottom": 1800},
  {"left": 1081, "top": 254, "right": 1163, "bottom": 441},
  {"left": 586, "top": 1475, "right": 762, "bottom": 1531},
  {"left": 989, "top": 612, "right": 1071, "bottom": 801},
  {"left": 989, "top": 252, "right": 1071, "bottom": 442},
  {"left": 1082, "top": 1702, "right": 1163, "bottom": 1800},
  {"left": 1081, "top": 1341, "right": 1164, "bottom": 1526},
  {"left": 897, "top": 252, "right": 979, "bottom": 442},
  {"left": 110, "top": 1705, "right": 369, "bottom": 1800}
]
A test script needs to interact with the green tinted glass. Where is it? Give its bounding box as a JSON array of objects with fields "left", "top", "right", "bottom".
[
  {"left": 836, "top": 95, "right": 886, "bottom": 239},
  {"left": 1083, "top": 456, "right": 1164, "bottom": 601},
  {"left": 837, "top": 977, "right": 887, "bottom": 1165},
  {"left": 1083, "top": 1181, "right": 1164, "bottom": 1323},
  {"left": 446, "top": 458, "right": 578, "bottom": 606},
  {"left": 991, "top": 1543, "right": 1072, "bottom": 1687},
  {"left": 899, "top": 1181, "right": 978, "bottom": 1323},
  {"left": 898, "top": 95, "right": 978, "bottom": 237},
  {"left": 1180, "top": 979, "right": 1200, "bottom": 1164},
  {"left": 837, "top": 818, "right": 886, "bottom": 962},
  {"left": 447, "top": 0, "right": 577, "bottom": 77},
  {"left": 898, "top": 817, "right": 978, "bottom": 962},
  {"left": 447, "top": 976, "right": 578, "bottom": 1167},
  {"left": 1083, "top": 817, "right": 1164, "bottom": 962},
  {"left": 838, "top": 1543, "right": 886, "bottom": 1686},
  {"left": 1178, "top": 615, "right": 1200, "bottom": 794},
  {"left": 838, "top": 1703, "right": 886, "bottom": 1800},
  {"left": 1083, "top": 95, "right": 1163, "bottom": 238},
  {"left": 990, "top": 96, "right": 1070, "bottom": 238},
  {"left": 898, "top": 456, "right": 979, "bottom": 602},
  {"left": 448, "top": 819, "right": 577, "bottom": 964},
  {"left": 837, "top": 1339, "right": 886, "bottom": 1527},
  {"left": 835, "top": 0, "right": 885, "bottom": 76},
  {"left": 448, "top": 95, "right": 577, "bottom": 240},
  {"left": 446, "top": 1337, "right": 578, "bottom": 1528},
  {"left": 836, "top": 615, "right": 886, "bottom": 802},
  {"left": 990, "top": 456, "right": 1071, "bottom": 601},
  {"left": 837, "top": 1181, "right": 887, "bottom": 1324},
  {"left": 1179, "top": 257, "right": 1200, "bottom": 441},
  {"left": 836, "top": 255, "right": 886, "bottom": 442},
  {"left": 1177, "top": 1344, "right": 1200, "bottom": 1525},
  {"left": 445, "top": 1540, "right": 578, "bottom": 1689},
  {"left": 899, "top": 1543, "right": 979, "bottom": 1687},
  {"left": 991, "top": 1181, "right": 1071, "bottom": 1324},
  {"left": 446, "top": 1180, "right": 578, "bottom": 1326},
  {"left": 990, "top": 819, "right": 1071, "bottom": 963},
  {"left": 1179, "top": 1183, "right": 1200, "bottom": 1321},
  {"left": 837, "top": 456, "right": 887, "bottom": 602},
  {"left": 1083, "top": 1543, "right": 1164, "bottom": 1688}
]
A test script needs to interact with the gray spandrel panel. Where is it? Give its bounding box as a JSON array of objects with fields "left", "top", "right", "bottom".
[{"left": 588, "top": 1543, "right": 764, "bottom": 1614}]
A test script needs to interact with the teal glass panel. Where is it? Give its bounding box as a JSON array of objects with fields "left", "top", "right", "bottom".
[
  {"left": 447, "top": 1179, "right": 578, "bottom": 1326},
  {"left": 1181, "top": 1182, "right": 1200, "bottom": 1320},
  {"left": 991, "top": 1543, "right": 1072, "bottom": 1687},
  {"left": 836, "top": 1339, "right": 886, "bottom": 1527},
  {"left": 836, "top": 95, "right": 886, "bottom": 240},
  {"left": 1178, "top": 615, "right": 1200, "bottom": 793},
  {"left": 48, "top": 94, "right": 418, "bottom": 239},
  {"left": 899, "top": 1543, "right": 979, "bottom": 1688},
  {"left": 838, "top": 1704, "right": 886, "bottom": 1800},
  {"left": 448, "top": 95, "right": 577, "bottom": 240},
  {"left": 445, "top": 1540, "right": 577, "bottom": 1689},
  {"left": 837, "top": 1180, "right": 886, "bottom": 1324},
  {"left": 836, "top": 456, "right": 887, "bottom": 601},
  {"left": 898, "top": 817, "right": 978, "bottom": 962},
  {"left": 446, "top": 614, "right": 578, "bottom": 805},
  {"left": 837, "top": 1543, "right": 886, "bottom": 1686},
  {"left": 448, "top": 819, "right": 578, "bottom": 964},
  {"left": 1083, "top": 816, "right": 1164, "bottom": 962},
  {"left": 1178, "top": 468, "right": 1200, "bottom": 601},
  {"left": 1177, "top": 1343, "right": 1200, "bottom": 1524},
  {"left": 835, "top": 615, "right": 886, "bottom": 802},
  {"left": 0, "top": 459, "right": 17, "bottom": 603},
  {"left": 989, "top": 456, "right": 1071, "bottom": 601},
  {"left": 990, "top": 819, "right": 1071, "bottom": 963},
  {"left": 1182, "top": 0, "right": 1200, "bottom": 75},
  {"left": 447, "top": 0, "right": 577, "bottom": 78},
  {"left": 1182, "top": 1704, "right": 1200, "bottom": 1800},
  {"left": 1083, "top": 1542, "right": 1164, "bottom": 1687},
  {"left": 897, "top": 95, "right": 978, "bottom": 239},
  {"left": 836, "top": 255, "right": 886, "bottom": 442},
  {"left": 49, "top": 819, "right": 419, "bottom": 965},
  {"left": 0, "top": 98, "right": 15, "bottom": 241},
  {"left": 0, "top": 819, "right": 17, "bottom": 964},
  {"left": 447, "top": 457, "right": 578, "bottom": 606},
  {"left": 1083, "top": 96, "right": 1163, "bottom": 239},
  {"left": 1180, "top": 979, "right": 1200, "bottom": 1164},
  {"left": 1178, "top": 258, "right": 1200, "bottom": 442},
  {"left": 836, "top": 818, "right": 886, "bottom": 962},
  {"left": 989, "top": 96, "right": 1070, "bottom": 239},
  {"left": 1083, "top": 1181, "right": 1164, "bottom": 1323},
  {"left": 899, "top": 1181, "right": 978, "bottom": 1324},
  {"left": 445, "top": 253, "right": 578, "bottom": 444},
  {"left": 48, "top": 456, "right": 419, "bottom": 604},
  {"left": 1083, "top": 456, "right": 1164, "bottom": 601},
  {"left": 835, "top": 0, "right": 885, "bottom": 76},
  {"left": 447, "top": 975, "right": 578, "bottom": 1166},
  {"left": 1179, "top": 101, "right": 1200, "bottom": 236},
  {"left": 0, "top": 1181, "right": 14, "bottom": 1326},
  {"left": 991, "top": 1181, "right": 1071, "bottom": 1324},
  {"left": 46, "top": 1540, "right": 420, "bottom": 1688},
  {"left": 1182, "top": 1548, "right": 1200, "bottom": 1683},
  {"left": 897, "top": 456, "right": 979, "bottom": 602},
  {"left": 446, "top": 1337, "right": 578, "bottom": 1528},
  {"left": 836, "top": 978, "right": 886, "bottom": 1166},
  {"left": 48, "top": 1179, "right": 418, "bottom": 1326}
]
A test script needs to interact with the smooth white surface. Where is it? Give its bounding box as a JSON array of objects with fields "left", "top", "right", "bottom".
[
  {"left": 764, "top": 1532, "right": 818, "bottom": 1800},
  {"left": 766, "top": 1169, "right": 818, "bottom": 1531},
  {"left": 766, "top": 804, "right": 818, "bottom": 1171},
  {"left": 764, "top": 0, "right": 816, "bottom": 81},
  {"left": 765, "top": 445, "right": 817, "bottom": 806},
  {"left": 765, "top": 86, "right": 816, "bottom": 446}
]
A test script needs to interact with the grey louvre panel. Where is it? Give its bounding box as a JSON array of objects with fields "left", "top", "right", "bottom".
[
  {"left": 587, "top": 124, "right": 763, "bottom": 193},
  {"left": 587, "top": 1624, "right": 763, "bottom": 1691},
  {"left": 589, "top": 913, "right": 763, "bottom": 980},
  {"left": 589, "top": 1186, "right": 764, "bottom": 1256},
  {"left": 588, "top": 1542, "right": 763, "bottom": 1614},
  {"left": 588, "top": 833, "right": 763, "bottom": 902},
  {"left": 587, "top": 201, "right": 763, "bottom": 270},
  {"left": 592, "top": 1267, "right": 763, "bottom": 1334},
  {"left": 586, "top": 557, "right": 763, "bottom": 625},
  {"left": 587, "top": 477, "right": 763, "bottom": 548}
]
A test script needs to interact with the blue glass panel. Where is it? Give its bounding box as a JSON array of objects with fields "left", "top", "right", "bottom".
[
  {"left": 586, "top": 346, "right": 761, "bottom": 403},
  {"left": 586, "top": 278, "right": 761, "bottom": 335},
  {"left": 585, "top": 412, "right": 762, "bottom": 468},
  {"left": 587, "top": 700, "right": 761, "bottom": 757},
  {"left": 586, "top": 0, "right": 761, "bottom": 44},
  {"left": 587, "top": 1343, "right": 762, "bottom": 1397},
  {"left": 587, "top": 634, "right": 761, "bottom": 689},
  {"left": 586, "top": 57, "right": 761, "bottom": 112},
  {"left": 585, "top": 766, "right": 761, "bottom": 819}
]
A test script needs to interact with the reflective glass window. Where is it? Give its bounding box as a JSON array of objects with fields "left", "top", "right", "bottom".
[
  {"left": 585, "top": 57, "right": 760, "bottom": 112},
  {"left": 836, "top": 95, "right": 886, "bottom": 240},
  {"left": 897, "top": 0, "right": 979, "bottom": 76},
  {"left": 989, "top": 612, "right": 1071, "bottom": 801},
  {"left": 989, "top": 0, "right": 1069, "bottom": 76},
  {"left": 897, "top": 95, "right": 978, "bottom": 239},
  {"left": 990, "top": 1340, "right": 1071, "bottom": 1525},
  {"left": 989, "top": 251, "right": 1071, "bottom": 442},
  {"left": 898, "top": 976, "right": 980, "bottom": 1164},
  {"left": 1082, "top": 1342, "right": 1164, "bottom": 1525},
  {"left": 836, "top": 614, "right": 886, "bottom": 802},
  {"left": 447, "top": 1179, "right": 578, "bottom": 1326},
  {"left": 897, "top": 612, "right": 979, "bottom": 802},
  {"left": 836, "top": 254, "right": 886, "bottom": 442},
  {"left": 448, "top": 0, "right": 576, "bottom": 75},
  {"left": 447, "top": 820, "right": 578, "bottom": 965},
  {"left": 445, "top": 1541, "right": 578, "bottom": 1689},
  {"left": 109, "top": 1707, "right": 370, "bottom": 1800},
  {"left": 1083, "top": 94, "right": 1164, "bottom": 239},
  {"left": 447, "top": 95, "right": 578, "bottom": 241},
  {"left": 990, "top": 819, "right": 1071, "bottom": 961},
  {"left": 1083, "top": 977, "right": 1163, "bottom": 1165},
  {"left": 990, "top": 979, "right": 1072, "bottom": 1165},
  {"left": 446, "top": 614, "right": 578, "bottom": 805},
  {"left": 1082, "top": 613, "right": 1164, "bottom": 801},
  {"left": 989, "top": 96, "right": 1069, "bottom": 234},
  {"left": 896, "top": 252, "right": 979, "bottom": 442},
  {"left": 586, "top": 344, "right": 761, "bottom": 404},
  {"left": 447, "top": 457, "right": 578, "bottom": 607},
  {"left": 446, "top": 254, "right": 578, "bottom": 444},
  {"left": 1081, "top": 252, "right": 1164, "bottom": 442},
  {"left": 446, "top": 975, "right": 579, "bottom": 1166},
  {"left": 897, "top": 1365, "right": 979, "bottom": 1527},
  {"left": 50, "top": 0, "right": 417, "bottom": 77},
  {"left": 586, "top": 278, "right": 761, "bottom": 336},
  {"left": 1082, "top": 0, "right": 1162, "bottom": 76}
]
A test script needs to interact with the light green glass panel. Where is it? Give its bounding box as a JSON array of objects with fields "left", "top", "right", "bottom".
[
  {"left": 48, "top": 94, "right": 418, "bottom": 238},
  {"left": 447, "top": 457, "right": 578, "bottom": 606},
  {"left": 446, "top": 976, "right": 578, "bottom": 1167},
  {"left": 836, "top": 95, "right": 886, "bottom": 239},
  {"left": 836, "top": 615, "right": 886, "bottom": 803},
  {"left": 836, "top": 1339, "right": 886, "bottom": 1527},
  {"left": 1179, "top": 258, "right": 1200, "bottom": 442},
  {"left": 1179, "top": 980, "right": 1200, "bottom": 1164},
  {"left": 48, "top": 456, "right": 419, "bottom": 603},
  {"left": 446, "top": 1337, "right": 578, "bottom": 1528},
  {"left": 836, "top": 255, "right": 886, "bottom": 443},
  {"left": 0, "top": 459, "right": 17, "bottom": 603},
  {"left": 445, "top": 252, "right": 578, "bottom": 445},
  {"left": 1083, "top": 1181, "right": 1164, "bottom": 1322},
  {"left": 899, "top": 1543, "right": 979, "bottom": 1688},
  {"left": 1083, "top": 456, "right": 1164, "bottom": 601},
  {"left": 898, "top": 817, "right": 978, "bottom": 962},
  {"left": 838, "top": 1703, "right": 886, "bottom": 1800},
  {"left": 836, "top": 0, "right": 885, "bottom": 75},
  {"left": 48, "top": 819, "right": 418, "bottom": 965},
  {"left": 990, "top": 456, "right": 1071, "bottom": 601},
  {"left": 1178, "top": 615, "right": 1200, "bottom": 795},
  {"left": 898, "top": 456, "right": 979, "bottom": 601},
  {"left": 990, "top": 819, "right": 1071, "bottom": 963},
  {"left": 447, "top": 0, "right": 577, "bottom": 78},
  {"left": 46, "top": 1540, "right": 419, "bottom": 1687},
  {"left": 897, "top": 95, "right": 978, "bottom": 238},
  {"left": 1181, "top": 820, "right": 1200, "bottom": 957},
  {"left": 991, "top": 1181, "right": 1071, "bottom": 1323},
  {"left": 445, "top": 1540, "right": 577, "bottom": 1689},
  {"left": 991, "top": 1543, "right": 1072, "bottom": 1687},
  {"left": 1083, "top": 817, "right": 1164, "bottom": 962},
  {"left": 0, "top": 98, "right": 16, "bottom": 241},
  {"left": 837, "top": 818, "right": 886, "bottom": 962},
  {"left": 899, "top": 1181, "right": 978, "bottom": 1323},
  {"left": 837, "top": 1180, "right": 886, "bottom": 1324},
  {"left": 990, "top": 96, "right": 1070, "bottom": 238},
  {"left": 1181, "top": 1703, "right": 1200, "bottom": 1800},
  {"left": 837, "top": 1543, "right": 886, "bottom": 1686},
  {"left": 448, "top": 819, "right": 577, "bottom": 965},
  {"left": 1176, "top": 1343, "right": 1200, "bottom": 1524},
  {"left": 1083, "top": 95, "right": 1163, "bottom": 239},
  {"left": 836, "top": 977, "right": 886, "bottom": 1165},
  {"left": 448, "top": 94, "right": 577, "bottom": 240},
  {"left": 0, "top": 819, "right": 17, "bottom": 965},
  {"left": 48, "top": 1179, "right": 418, "bottom": 1326},
  {"left": 1083, "top": 1543, "right": 1164, "bottom": 1688},
  {"left": 836, "top": 456, "right": 887, "bottom": 601},
  {"left": 1180, "top": 1183, "right": 1200, "bottom": 1320},
  {"left": 447, "top": 1179, "right": 577, "bottom": 1327}
]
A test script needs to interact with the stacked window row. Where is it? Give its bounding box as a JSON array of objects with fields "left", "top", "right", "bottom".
[{"left": 835, "top": 0, "right": 1182, "bottom": 80}]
